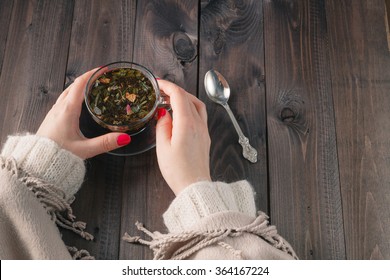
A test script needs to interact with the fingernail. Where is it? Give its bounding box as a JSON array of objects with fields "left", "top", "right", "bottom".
[
  {"left": 157, "top": 108, "right": 167, "bottom": 120},
  {"left": 156, "top": 77, "right": 161, "bottom": 80},
  {"left": 117, "top": 134, "right": 131, "bottom": 146}
]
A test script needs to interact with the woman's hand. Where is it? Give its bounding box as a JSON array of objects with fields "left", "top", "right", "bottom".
[
  {"left": 36, "top": 69, "right": 131, "bottom": 159},
  {"left": 156, "top": 80, "right": 211, "bottom": 195}
]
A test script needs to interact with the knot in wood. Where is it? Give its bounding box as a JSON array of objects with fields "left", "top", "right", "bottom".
[
  {"left": 278, "top": 90, "right": 307, "bottom": 127},
  {"left": 65, "top": 72, "right": 76, "bottom": 88},
  {"left": 281, "top": 107, "right": 296, "bottom": 123},
  {"left": 39, "top": 85, "right": 49, "bottom": 96},
  {"left": 172, "top": 32, "right": 196, "bottom": 61}
]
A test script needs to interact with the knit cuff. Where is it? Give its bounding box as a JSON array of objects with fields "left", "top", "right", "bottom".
[
  {"left": 1, "top": 134, "right": 85, "bottom": 200},
  {"left": 163, "top": 180, "right": 257, "bottom": 233}
]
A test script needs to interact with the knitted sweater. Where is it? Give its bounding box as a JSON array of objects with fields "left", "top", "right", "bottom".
[{"left": 0, "top": 134, "right": 297, "bottom": 260}]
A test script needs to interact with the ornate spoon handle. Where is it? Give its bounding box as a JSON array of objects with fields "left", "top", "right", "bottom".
[{"left": 222, "top": 104, "right": 258, "bottom": 163}]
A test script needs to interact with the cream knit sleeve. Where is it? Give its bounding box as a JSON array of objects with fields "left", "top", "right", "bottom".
[
  {"left": 1, "top": 134, "right": 85, "bottom": 200},
  {"left": 163, "top": 180, "right": 257, "bottom": 233}
]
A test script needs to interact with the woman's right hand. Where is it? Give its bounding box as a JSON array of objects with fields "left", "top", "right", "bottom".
[{"left": 156, "top": 80, "right": 211, "bottom": 195}]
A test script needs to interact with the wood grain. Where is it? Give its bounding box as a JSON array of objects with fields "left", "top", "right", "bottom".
[
  {"left": 386, "top": 0, "right": 390, "bottom": 50},
  {"left": 119, "top": 0, "right": 198, "bottom": 259},
  {"left": 131, "top": 0, "right": 199, "bottom": 92},
  {"left": 0, "top": 0, "right": 13, "bottom": 72},
  {"left": 0, "top": 0, "right": 74, "bottom": 144},
  {"left": 199, "top": 0, "right": 268, "bottom": 212},
  {"left": 326, "top": 0, "right": 390, "bottom": 259},
  {"left": 264, "top": 0, "right": 345, "bottom": 259},
  {"left": 0, "top": 0, "right": 388, "bottom": 260},
  {"left": 60, "top": 0, "right": 137, "bottom": 259}
]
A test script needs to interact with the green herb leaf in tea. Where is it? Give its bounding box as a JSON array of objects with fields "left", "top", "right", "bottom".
[{"left": 88, "top": 68, "right": 156, "bottom": 126}]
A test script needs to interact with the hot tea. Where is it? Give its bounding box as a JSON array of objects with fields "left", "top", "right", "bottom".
[{"left": 88, "top": 68, "right": 156, "bottom": 126}]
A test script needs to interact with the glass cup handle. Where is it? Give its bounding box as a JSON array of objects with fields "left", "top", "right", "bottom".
[{"left": 158, "top": 89, "right": 171, "bottom": 111}]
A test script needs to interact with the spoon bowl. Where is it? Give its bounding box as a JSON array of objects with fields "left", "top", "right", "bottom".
[
  {"left": 204, "top": 69, "right": 258, "bottom": 163},
  {"left": 204, "top": 70, "right": 230, "bottom": 105}
]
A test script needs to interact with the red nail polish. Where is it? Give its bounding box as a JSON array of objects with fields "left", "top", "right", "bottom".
[
  {"left": 157, "top": 108, "right": 167, "bottom": 120},
  {"left": 117, "top": 134, "right": 131, "bottom": 146},
  {"left": 156, "top": 77, "right": 161, "bottom": 80}
]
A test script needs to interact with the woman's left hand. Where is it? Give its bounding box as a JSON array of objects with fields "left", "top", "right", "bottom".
[{"left": 36, "top": 69, "right": 131, "bottom": 159}]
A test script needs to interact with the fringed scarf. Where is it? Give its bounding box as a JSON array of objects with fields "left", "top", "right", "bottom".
[
  {"left": 1, "top": 156, "right": 94, "bottom": 260},
  {"left": 123, "top": 212, "right": 298, "bottom": 260}
]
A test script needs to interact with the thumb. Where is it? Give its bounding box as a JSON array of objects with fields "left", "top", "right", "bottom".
[
  {"left": 156, "top": 108, "right": 172, "bottom": 149},
  {"left": 81, "top": 133, "right": 131, "bottom": 158}
]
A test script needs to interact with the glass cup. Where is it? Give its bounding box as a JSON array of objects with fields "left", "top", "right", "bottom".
[{"left": 84, "top": 62, "right": 169, "bottom": 135}]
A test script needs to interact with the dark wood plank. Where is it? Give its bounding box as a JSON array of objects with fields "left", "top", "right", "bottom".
[
  {"left": 60, "top": 0, "right": 137, "bottom": 259},
  {"left": 326, "top": 0, "right": 390, "bottom": 259},
  {"left": 64, "top": 0, "right": 137, "bottom": 76},
  {"left": 264, "top": 0, "right": 345, "bottom": 259},
  {"left": 62, "top": 154, "right": 126, "bottom": 259},
  {"left": 131, "top": 0, "right": 199, "bottom": 92},
  {"left": 119, "top": 0, "right": 198, "bottom": 260},
  {"left": 0, "top": 0, "right": 14, "bottom": 71},
  {"left": 0, "top": 0, "right": 74, "bottom": 144},
  {"left": 198, "top": 0, "right": 268, "bottom": 212},
  {"left": 386, "top": 0, "right": 390, "bottom": 50}
]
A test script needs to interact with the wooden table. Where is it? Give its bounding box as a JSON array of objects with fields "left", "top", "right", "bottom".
[{"left": 0, "top": 0, "right": 389, "bottom": 260}]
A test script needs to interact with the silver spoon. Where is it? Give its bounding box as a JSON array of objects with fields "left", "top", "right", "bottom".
[{"left": 204, "top": 69, "right": 257, "bottom": 163}]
